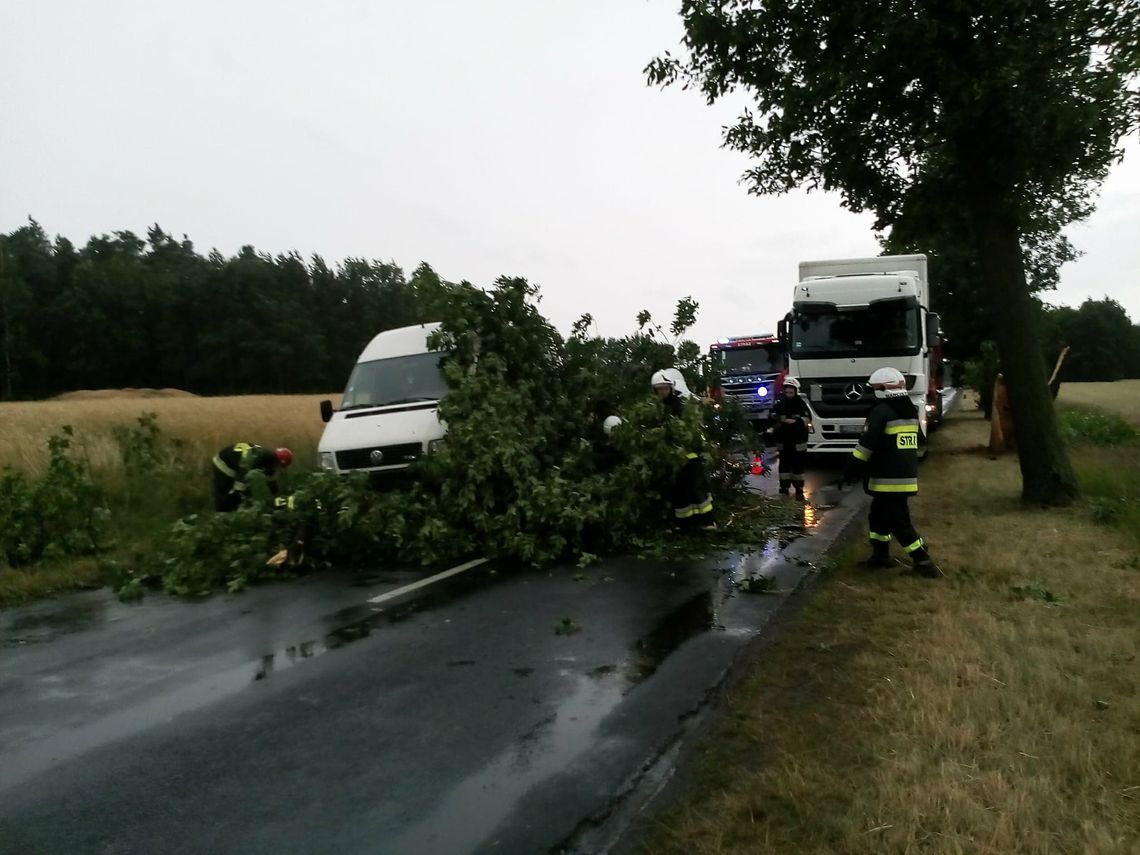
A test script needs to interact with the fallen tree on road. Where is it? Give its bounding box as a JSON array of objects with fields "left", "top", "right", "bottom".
[{"left": 121, "top": 278, "right": 795, "bottom": 599}]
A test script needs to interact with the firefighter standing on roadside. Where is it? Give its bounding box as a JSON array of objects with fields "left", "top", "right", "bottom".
[
  {"left": 842, "top": 367, "right": 939, "bottom": 578},
  {"left": 212, "top": 442, "right": 293, "bottom": 512},
  {"left": 652, "top": 368, "right": 715, "bottom": 530},
  {"left": 767, "top": 377, "right": 810, "bottom": 499}
]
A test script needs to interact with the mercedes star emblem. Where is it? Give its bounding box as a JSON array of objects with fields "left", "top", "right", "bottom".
[
  {"left": 844, "top": 383, "right": 866, "bottom": 401},
  {"left": 369, "top": 449, "right": 385, "bottom": 464}
]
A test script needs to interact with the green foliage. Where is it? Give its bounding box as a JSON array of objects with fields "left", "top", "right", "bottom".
[
  {"left": 1087, "top": 497, "right": 1125, "bottom": 526},
  {"left": 1056, "top": 406, "right": 1138, "bottom": 446},
  {"left": 124, "top": 279, "right": 791, "bottom": 598},
  {"left": 1040, "top": 298, "right": 1140, "bottom": 381},
  {"left": 648, "top": 1, "right": 1139, "bottom": 231},
  {"left": 963, "top": 341, "right": 1002, "bottom": 418},
  {"left": 112, "top": 411, "right": 164, "bottom": 474},
  {"left": 0, "top": 219, "right": 434, "bottom": 400},
  {"left": 0, "top": 427, "right": 108, "bottom": 567},
  {"left": 1071, "top": 438, "right": 1140, "bottom": 544},
  {"left": 1009, "top": 580, "right": 1060, "bottom": 604}
]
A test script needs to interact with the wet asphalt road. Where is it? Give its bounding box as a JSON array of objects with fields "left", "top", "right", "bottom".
[{"left": 0, "top": 471, "right": 861, "bottom": 855}]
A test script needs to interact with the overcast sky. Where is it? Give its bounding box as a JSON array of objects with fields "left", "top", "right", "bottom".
[{"left": 2, "top": 0, "right": 1137, "bottom": 347}]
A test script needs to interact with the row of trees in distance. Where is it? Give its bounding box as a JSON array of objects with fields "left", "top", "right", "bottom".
[{"left": 1, "top": 217, "right": 1138, "bottom": 403}]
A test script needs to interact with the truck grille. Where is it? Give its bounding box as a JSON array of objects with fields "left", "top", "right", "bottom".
[
  {"left": 336, "top": 443, "right": 423, "bottom": 470},
  {"left": 805, "top": 374, "right": 917, "bottom": 418},
  {"left": 720, "top": 378, "right": 777, "bottom": 415},
  {"left": 805, "top": 377, "right": 877, "bottom": 419}
]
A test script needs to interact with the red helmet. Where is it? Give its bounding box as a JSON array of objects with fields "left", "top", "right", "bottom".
[{"left": 274, "top": 447, "right": 294, "bottom": 468}]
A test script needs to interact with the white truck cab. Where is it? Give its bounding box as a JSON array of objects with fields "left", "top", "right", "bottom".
[
  {"left": 317, "top": 323, "right": 447, "bottom": 474},
  {"left": 779, "top": 255, "right": 940, "bottom": 454}
]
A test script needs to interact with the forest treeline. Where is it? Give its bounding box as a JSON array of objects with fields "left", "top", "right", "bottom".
[{"left": 0, "top": 219, "right": 1137, "bottom": 400}]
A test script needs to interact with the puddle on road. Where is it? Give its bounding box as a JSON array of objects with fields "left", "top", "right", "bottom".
[
  {"left": 2, "top": 599, "right": 107, "bottom": 646},
  {"left": 0, "top": 566, "right": 507, "bottom": 793},
  {"left": 385, "top": 674, "right": 625, "bottom": 855},
  {"left": 386, "top": 586, "right": 731, "bottom": 854},
  {"left": 621, "top": 591, "right": 716, "bottom": 685}
]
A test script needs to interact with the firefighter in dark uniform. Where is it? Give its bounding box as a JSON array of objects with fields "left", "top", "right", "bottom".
[
  {"left": 652, "top": 368, "right": 715, "bottom": 529},
  {"left": 842, "top": 367, "right": 939, "bottom": 577},
  {"left": 212, "top": 443, "right": 293, "bottom": 512},
  {"left": 767, "top": 377, "right": 811, "bottom": 498}
]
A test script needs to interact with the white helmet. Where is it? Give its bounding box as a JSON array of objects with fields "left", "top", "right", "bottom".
[
  {"left": 782, "top": 376, "right": 801, "bottom": 391},
  {"left": 868, "top": 367, "right": 908, "bottom": 398},
  {"left": 602, "top": 415, "right": 623, "bottom": 436},
  {"left": 650, "top": 368, "right": 692, "bottom": 398}
]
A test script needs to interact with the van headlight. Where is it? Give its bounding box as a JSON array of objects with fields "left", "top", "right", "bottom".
[
  {"left": 319, "top": 452, "right": 336, "bottom": 471},
  {"left": 428, "top": 439, "right": 446, "bottom": 453}
]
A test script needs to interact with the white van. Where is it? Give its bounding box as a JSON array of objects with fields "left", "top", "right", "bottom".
[{"left": 317, "top": 323, "right": 447, "bottom": 474}]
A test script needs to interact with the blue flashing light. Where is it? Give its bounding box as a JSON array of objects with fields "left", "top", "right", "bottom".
[{"left": 756, "top": 385, "right": 769, "bottom": 398}]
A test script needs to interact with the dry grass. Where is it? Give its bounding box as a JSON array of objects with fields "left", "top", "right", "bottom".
[
  {"left": 1060, "top": 380, "right": 1140, "bottom": 425},
  {"left": 0, "top": 393, "right": 334, "bottom": 476},
  {"left": 641, "top": 410, "right": 1140, "bottom": 854},
  {"left": 0, "top": 393, "right": 336, "bottom": 606},
  {"left": 0, "top": 558, "right": 105, "bottom": 605}
]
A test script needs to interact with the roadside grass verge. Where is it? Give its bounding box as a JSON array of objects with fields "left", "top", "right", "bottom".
[
  {"left": 0, "top": 558, "right": 106, "bottom": 605},
  {"left": 640, "top": 409, "right": 1139, "bottom": 854}
]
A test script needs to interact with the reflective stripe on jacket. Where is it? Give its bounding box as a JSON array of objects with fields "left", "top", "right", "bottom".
[{"left": 850, "top": 398, "right": 923, "bottom": 494}]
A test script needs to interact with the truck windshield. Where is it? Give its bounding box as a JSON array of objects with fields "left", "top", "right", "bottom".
[
  {"left": 341, "top": 352, "right": 448, "bottom": 409},
  {"left": 715, "top": 346, "right": 783, "bottom": 376},
  {"left": 791, "top": 298, "right": 921, "bottom": 359}
]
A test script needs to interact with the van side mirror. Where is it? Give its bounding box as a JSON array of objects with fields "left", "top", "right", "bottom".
[
  {"left": 320, "top": 399, "right": 334, "bottom": 423},
  {"left": 925, "top": 313, "right": 941, "bottom": 348}
]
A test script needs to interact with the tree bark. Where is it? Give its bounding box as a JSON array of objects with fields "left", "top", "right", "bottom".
[{"left": 965, "top": 190, "right": 1079, "bottom": 505}]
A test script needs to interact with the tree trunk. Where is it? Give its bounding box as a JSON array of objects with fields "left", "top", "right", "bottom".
[{"left": 965, "top": 190, "right": 1079, "bottom": 505}]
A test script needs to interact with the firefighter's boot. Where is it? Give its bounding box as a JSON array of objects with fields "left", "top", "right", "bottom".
[
  {"left": 862, "top": 539, "right": 893, "bottom": 569},
  {"left": 778, "top": 481, "right": 790, "bottom": 496},
  {"left": 909, "top": 548, "right": 941, "bottom": 579}
]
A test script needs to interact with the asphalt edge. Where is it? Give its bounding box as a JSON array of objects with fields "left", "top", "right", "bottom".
[{"left": 561, "top": 488, "right": 871, "bottom": 855}]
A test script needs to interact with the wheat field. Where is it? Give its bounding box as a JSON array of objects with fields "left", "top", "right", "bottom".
[
  {"left": 1059, "top": 378, "right": 1140, "bottom": 423},
  {"left": 0, "top": 393, "right": 336, "bottom": 475}
]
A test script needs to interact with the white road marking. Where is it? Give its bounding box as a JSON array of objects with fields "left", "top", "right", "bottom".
[{"left": 366, "top": 558, "right": 489, "bottom": 605}]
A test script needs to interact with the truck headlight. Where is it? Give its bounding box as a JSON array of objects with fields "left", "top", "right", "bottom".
[
  {"left": 428, "top": 439, "right": 446, "bottom": 453},
  {"left": 319, "top": 451, "right": 336, "bottom": 471}
]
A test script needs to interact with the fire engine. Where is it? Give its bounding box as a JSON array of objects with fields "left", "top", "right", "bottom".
[{"left": 708, "top": 333, "right": 788, "bottom": 430}]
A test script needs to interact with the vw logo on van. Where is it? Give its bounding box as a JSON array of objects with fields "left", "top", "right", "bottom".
[
  {"left": 844, "top": 383, "right": 866, "bottom": 401},
  {"left": 369, "top": 449, "right": 385, "bottom": 465}
]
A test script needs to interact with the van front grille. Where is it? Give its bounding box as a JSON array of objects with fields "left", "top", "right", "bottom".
[{"left": 336, "top": 443, "right": 423, "bottom": 470}]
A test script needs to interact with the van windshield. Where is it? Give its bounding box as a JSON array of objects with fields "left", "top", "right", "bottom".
[{"left": 341, "top": 352, "right": 448, "bottom": 410}]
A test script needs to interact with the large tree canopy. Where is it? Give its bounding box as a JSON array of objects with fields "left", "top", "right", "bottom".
[{"left": 649, "top": 0, "right": 1139, "bottom": 504}]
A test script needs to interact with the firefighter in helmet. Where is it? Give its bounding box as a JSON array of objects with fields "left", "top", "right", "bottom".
[
  {"left": 212, "top": 442, "right": 293, "bottom": 512},
  {"left": 842, "top": 367, "right": 939, "bottom": 577},
  {"left": 651, "top": 368, "right": 715, "bottom": 529},
  {"left": 767, "top": 377, "right": 811, "bottom": 498}
]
